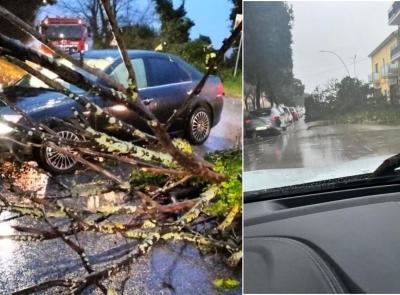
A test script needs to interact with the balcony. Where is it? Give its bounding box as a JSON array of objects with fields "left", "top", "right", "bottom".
[
  {"left": 391, "top": 44, "right": 400, "bottom": 62},
  {"left": 389, "top": 63, "right": 399, "bottom": 75},
  {"left": 369, "top": 72, "right": 380, "bottom": 88},
  {"left": 369, "top": 72, "right": 380, "bottom": 81},
  {"left": 389, "top": 77, "right": 398, "bottom": 85},
  {"left": 389, "top": 1, "right": 400, "bottom": 25},
  {"left": 381, "top": 63, "right": 398, "bottom": 77}
]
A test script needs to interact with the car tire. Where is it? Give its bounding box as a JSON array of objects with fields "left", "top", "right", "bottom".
[
  {"left": 33, "top": 126, "right": 83, "bottom": 175},
  {"left": 187, "top": 106, "right": 212, "bottom": 145}
]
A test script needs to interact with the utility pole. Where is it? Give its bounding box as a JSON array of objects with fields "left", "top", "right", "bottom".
[{"left": 353, "top": 54, "right": 357, "bottom": 78}]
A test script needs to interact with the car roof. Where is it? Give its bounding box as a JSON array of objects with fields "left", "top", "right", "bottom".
[{"left": 72, "top": 49, "right": 171, "bottom": 61}]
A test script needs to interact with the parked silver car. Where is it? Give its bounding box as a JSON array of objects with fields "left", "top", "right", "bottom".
[
  {"left": 250, "top": 108, "right": 283, "bottom": 131},
  {"left": 245, "top": 108, "right": 284, "bottom": 137}
]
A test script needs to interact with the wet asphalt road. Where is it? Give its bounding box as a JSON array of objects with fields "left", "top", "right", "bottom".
[
  {"left": 244, "top": 118, "right": 400, "bottom": 171},
  {"left": 0, "top": 96, "right": 242, "bottom": 294},
  {"left": 196, "top": 96, "right": 242, "bottom": 155}
]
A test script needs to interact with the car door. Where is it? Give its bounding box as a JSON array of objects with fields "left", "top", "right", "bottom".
[
  {"left": 140, "top": 55, "right": 192, "bottom": 125},
  {"left": 105, "top": 55, "right": 192, "bottom": 134}
]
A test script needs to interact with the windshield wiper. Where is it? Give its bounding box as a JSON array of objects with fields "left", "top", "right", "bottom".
[{"left": 372, "top": 154, "right": 400, "bottom": 177}]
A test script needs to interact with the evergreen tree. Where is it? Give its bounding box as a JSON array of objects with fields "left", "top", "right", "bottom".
[
  {"left": 153, "top": 0, "right": 194, "bottom": 44},
  {"left": 229, "top": 0, "right": 242, "bottom": 28},
  {"left": 121, "top": 24, "right": 160, "bottom": 50},
  {"left": 244, "top": 1, "right": 297, "bottom": 106}
]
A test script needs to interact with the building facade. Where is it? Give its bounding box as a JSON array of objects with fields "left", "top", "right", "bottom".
[
  {"left": 369, "top": 1, "right": 400, "bottom": 102},
  {"left": 368, "top": 31, "right": 398, "bottom": 99}
]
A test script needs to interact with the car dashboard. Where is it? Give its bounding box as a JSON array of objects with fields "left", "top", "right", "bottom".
[{"left": 244, "top": 183, "right": 400, "bottom": 293}]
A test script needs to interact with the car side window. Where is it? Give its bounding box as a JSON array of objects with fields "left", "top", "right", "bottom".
[
  {"left": 110, "top": 58, "right": 147, "bottom": 89},
  {"left": 146, "top": 57, "right": 190, "bottom": 87}
]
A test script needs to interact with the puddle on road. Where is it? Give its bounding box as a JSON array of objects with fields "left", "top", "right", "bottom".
[{"left": 245, "top": 119, "right": 400, "bottom": 171}]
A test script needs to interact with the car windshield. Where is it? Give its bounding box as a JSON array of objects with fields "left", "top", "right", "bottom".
[
  {"left": 44, "top": 25, "right": 81, "bottom": 41},
  {"left": 243, "top": 1, "right": 400, "bottom": 194},
  {"left": 15, "top": 70, "right": 85, "bottom": 94},
  {"left": 15, "top": 73, "right": 84, "bottom": 94},
  {"left": 12, "top": 57, "right": 115, "bottom": 93}
]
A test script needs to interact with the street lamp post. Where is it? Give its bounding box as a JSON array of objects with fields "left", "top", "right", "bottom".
[
  {"left": 320, "top": 50, "right": 351, "bottom": 77},
  {"left": 353, "top": 54, "right": 357, "bottom": 78}
]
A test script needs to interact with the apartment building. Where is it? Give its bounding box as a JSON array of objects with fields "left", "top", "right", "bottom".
[
  {"left": 368, "top": 31, "right": 398, "bottom": 99},
  {"left": 368, "top": 2, "right": 400, "bottom": 101}
]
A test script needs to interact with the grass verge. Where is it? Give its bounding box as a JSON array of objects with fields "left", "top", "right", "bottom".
[{"left": 220, "top": 69, "right": 242, "bottom": 99}]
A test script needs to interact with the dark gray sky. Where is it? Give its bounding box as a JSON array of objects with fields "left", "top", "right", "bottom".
[{"left": 290, "top": 1, "right": 394, "bottom": 92}]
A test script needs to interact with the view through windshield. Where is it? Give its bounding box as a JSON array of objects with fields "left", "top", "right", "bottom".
[
  {"left": 243, "top": 1, "right": 400, "bottom": 192},
  {"left": 45, "top": 25, "right": 81, "bottom": 40}
]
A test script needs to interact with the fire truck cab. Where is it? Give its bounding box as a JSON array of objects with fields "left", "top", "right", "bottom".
[{"left": 40, "top": 17, "right": 89, "bottom": 55}]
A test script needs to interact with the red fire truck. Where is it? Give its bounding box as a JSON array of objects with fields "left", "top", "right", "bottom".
[{"left": 40, "top": 17, "right": 89, "bottom": 55}]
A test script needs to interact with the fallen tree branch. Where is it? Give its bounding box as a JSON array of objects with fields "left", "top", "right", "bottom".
[{"left": 217, "top": 204, "right": 240, "bottom": 232}]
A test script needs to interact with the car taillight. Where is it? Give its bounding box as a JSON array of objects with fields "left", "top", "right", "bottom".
[
  {"left": 271, "top": 115, "right": 279, "bottom": 121},
  {"left": 217, "top": 82, "right": 225, "bottom": 97}
]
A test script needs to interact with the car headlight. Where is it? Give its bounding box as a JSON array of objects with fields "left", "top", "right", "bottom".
[
  {"left": 109, "top": 104, "right": 128, "bottom": 112},
  {"left": 0, "top": 115, "right": 22, "bottom": 135}
]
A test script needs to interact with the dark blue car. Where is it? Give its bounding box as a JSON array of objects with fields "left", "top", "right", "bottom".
[{"left": 0, "top": 50, "right": 224, "bottom": 174}]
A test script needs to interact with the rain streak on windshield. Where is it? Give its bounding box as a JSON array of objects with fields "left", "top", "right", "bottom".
[{"left": 243, "top": 1, "right": 400, "bottom": 192}]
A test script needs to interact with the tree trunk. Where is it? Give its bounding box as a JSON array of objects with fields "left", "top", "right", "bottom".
[{"left": 255, "top": 79, "right": 261, "bottom": 109}]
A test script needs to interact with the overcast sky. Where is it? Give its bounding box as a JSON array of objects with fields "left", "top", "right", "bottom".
[{"left": 290, "top": 1, "right": 394, "bottom": 92}]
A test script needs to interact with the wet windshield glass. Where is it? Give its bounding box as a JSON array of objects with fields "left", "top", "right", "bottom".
[
  {"left": 243, "top": 1, "right": 400, "bottom": 193},
  {"left": 45, "top": 25, "right": 81, "bottom": 40}
]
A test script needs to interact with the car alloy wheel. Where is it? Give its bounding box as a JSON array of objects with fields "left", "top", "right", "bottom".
[
  {"left": 191, "top": 110, "right": 210, "bottom": 143},
  {"left": 44, "top": 130, "right": 80, "bottom": 171}
]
